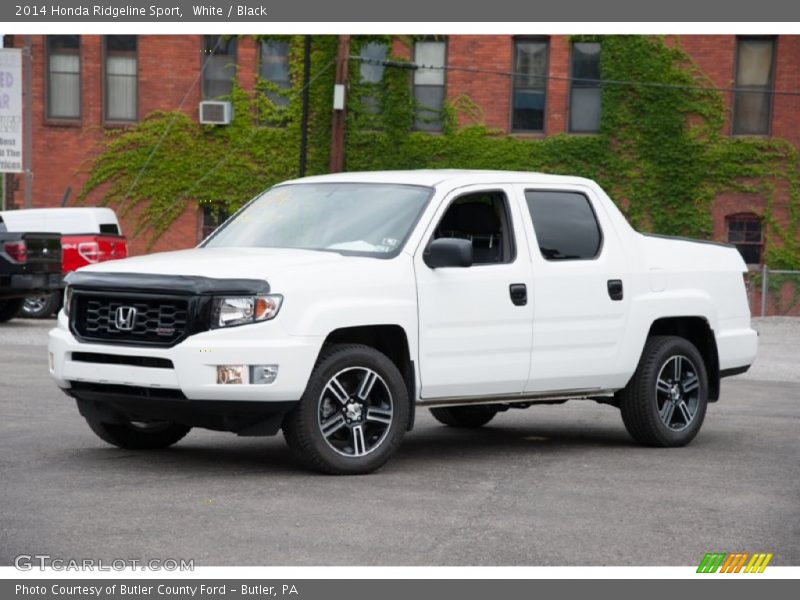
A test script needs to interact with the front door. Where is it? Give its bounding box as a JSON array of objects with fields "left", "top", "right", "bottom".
[{"left": 415, "top": 185, "right": 534, "bottom": 399}]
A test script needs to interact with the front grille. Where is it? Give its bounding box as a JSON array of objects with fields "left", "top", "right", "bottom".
[{"left": 72, "top": 293, "right": 190, "bottom": 346}]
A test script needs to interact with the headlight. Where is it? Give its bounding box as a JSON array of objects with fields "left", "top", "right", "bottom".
[
  {"left": 63, "top": 286, "right": 73, "bottom": 317},
  {"left": 212, "top": 294, "right": 283, "bottom": 329}
]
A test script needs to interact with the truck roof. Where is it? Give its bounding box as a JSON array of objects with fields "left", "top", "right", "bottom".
[
  {"left": 284, "top": 169, "right": 597, "bottom": 189},
  {"left": 0, "top": 207, "right": 121, "bottom": 235}
]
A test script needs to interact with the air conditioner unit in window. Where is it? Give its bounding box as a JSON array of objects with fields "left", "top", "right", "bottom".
[{"left": 199, "top": 101, "right": 233, "bottom": 125}]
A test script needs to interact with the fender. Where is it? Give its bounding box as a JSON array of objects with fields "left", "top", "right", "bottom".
[{"left": 618, "top": 289, "right": 718, "bottom": 388}]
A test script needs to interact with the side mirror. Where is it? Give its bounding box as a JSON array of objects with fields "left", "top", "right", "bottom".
[{"left": 423, "top": 238, "right": 473, "bottom": 269}]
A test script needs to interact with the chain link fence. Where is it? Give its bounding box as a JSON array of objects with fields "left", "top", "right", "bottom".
[{"left": 745, "top": 266, "right": 800, "bottom": 317}]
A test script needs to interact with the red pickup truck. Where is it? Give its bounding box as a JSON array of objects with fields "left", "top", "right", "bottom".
[{"left": 0, "top": 207, "right": 128, "bottom": 317}]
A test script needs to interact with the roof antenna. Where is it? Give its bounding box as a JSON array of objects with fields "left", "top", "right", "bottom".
[{"left": 60, "top": 186, "right": 72, "bottom": 207}]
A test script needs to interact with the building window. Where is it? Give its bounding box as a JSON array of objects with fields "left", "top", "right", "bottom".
[
  {"left": 360, "top": 41, "right": 388, "bottom": 114},
  {"left": 569, "top": 42, "right": 601, "bottom": 133},
  {"left": 202, "top": 35, "right": 237, "bottom": 99},
  {"left": 46, "top": 35, "right": 81, "bottom": 119},
  {"left": 104, "top": 35, "right": 137, "bottom": 122},
  {"left": 413, "top": 40, "right": 446, "bottom": 131},
  {"left": 733, "top": 37, "right": 776, "bottom": 135},
  {"left": 512, "top": 39, "right": 549, "bottom": 132},
  {"left": 260, "top": 40, "right": 291, "bottom": 106},
  {"left": 200, "top": 204, "right": 229, "bottom": 241},
  {"left": 727, "top": 213, "right": 763, "bottom": 264}
]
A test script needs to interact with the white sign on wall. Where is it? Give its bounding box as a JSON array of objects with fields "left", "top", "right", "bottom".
[{"left": 0, "top": 48, "right": 23, "bottom": 173}]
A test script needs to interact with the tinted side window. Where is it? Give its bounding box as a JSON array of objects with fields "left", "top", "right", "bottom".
[
  {"left": 433, "top": 192, "right": 515, "bottom": 265},
  {"left": 525, "top": 191, "right": 602, "bottom": 260}
]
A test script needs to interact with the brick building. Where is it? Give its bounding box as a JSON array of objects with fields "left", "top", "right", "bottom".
[{"left": 2, "top": 34, "right": 798, "bottom": 267}]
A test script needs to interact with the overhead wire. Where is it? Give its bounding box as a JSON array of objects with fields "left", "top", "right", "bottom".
[{"left": 350, "top": 56, "right": 800, "bottom": 97}]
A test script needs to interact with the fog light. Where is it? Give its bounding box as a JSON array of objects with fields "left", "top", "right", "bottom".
[
  {"left": 217, "top": 365, "right": 244, "bottom": 384},
  {"left": 250, "top": 364, "right": 278, "bottom": 385}
]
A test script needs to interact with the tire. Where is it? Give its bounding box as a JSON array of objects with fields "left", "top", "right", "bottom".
[
  {"left": 283, "top": 343, "right": 409, "bottom": 475},
  {"left": 0, "top": 298, "right": 24, "bottom": 323},
  {"left": 430, "top": 405, "right": 499, "bottom": 428},
  {"left": 84, "top": 416, "right": 191, "bottom": 450},
  {"left": 620, "top": 335, "right": 708, "bottom": 447},
  {"left": 19, "top": 293, "right": 59, "bottom": 319}
]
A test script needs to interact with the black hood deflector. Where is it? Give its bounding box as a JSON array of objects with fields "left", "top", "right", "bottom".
[{"left": 65, "top": 271, "right": 270, "bottom": 296}]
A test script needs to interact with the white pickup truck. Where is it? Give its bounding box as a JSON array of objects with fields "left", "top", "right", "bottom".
[{"left": 48, "top": 170, "right": 758, "bottom": 474}]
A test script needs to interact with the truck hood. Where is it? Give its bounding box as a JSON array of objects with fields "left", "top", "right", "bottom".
[{"left": 77, "top": 247, "right": 359, "bottom": 282}]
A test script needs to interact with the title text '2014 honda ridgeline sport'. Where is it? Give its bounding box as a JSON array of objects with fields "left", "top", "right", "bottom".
[{"left": 49, "top": 171, "right": 757, "bottom": 474}]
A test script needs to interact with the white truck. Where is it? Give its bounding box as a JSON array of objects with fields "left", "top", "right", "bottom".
[{"left": 48, "top": 170, "right": 758, "bottom": 474}]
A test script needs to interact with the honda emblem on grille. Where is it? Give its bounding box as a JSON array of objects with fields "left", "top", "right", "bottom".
[{"left": 114, "top": 306, "right": 137, "bottom": 331}]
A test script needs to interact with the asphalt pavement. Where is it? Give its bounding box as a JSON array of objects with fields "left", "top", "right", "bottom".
[{"left": 0, "top": 318, "right": 797, "bottom": 566}]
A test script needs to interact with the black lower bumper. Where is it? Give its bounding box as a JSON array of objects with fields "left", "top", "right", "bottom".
[
  {"left": 0, "top": 273, "right": 62, "bottom": 298},
  {"left": 65, "top": 381, "right": 296, "bottom": 436}
]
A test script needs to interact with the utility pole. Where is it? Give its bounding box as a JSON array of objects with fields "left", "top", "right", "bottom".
[
  {"left": 328, "top": 35, "right": 350, "bottom": 173},
  {"left": 23, "top": 35, "right": 33, "bottom": 208}
]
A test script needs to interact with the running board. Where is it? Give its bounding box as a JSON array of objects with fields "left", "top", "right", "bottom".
[{"left": 417, "top": 388, "right": 617, "bottom": 409}]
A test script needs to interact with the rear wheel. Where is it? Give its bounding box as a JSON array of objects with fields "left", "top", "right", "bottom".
[
  {"left": 0, "top": 298, "right": 24, "bottom": 323},
  {"left": 620, "top": 335, "right": 708, "bottom": 447},
  {"left": 84, "top": 416, "right": 191, "bottom": 450},
  {"left": 19, "top": 293, "right": 59, "bottom": 318},
  {"left": 430, "top": 405, "right": 499, "bottom": 428},
  {"left": 283, "top": 344, "right": 409, "bottom": 475}
]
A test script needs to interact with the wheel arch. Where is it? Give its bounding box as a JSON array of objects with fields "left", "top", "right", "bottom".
[
  {"left": 320, "top": 324, "right": 416, "bottom": 429},
  {"left": 645, "top": 316, "right": 720, "bottom": 402}
]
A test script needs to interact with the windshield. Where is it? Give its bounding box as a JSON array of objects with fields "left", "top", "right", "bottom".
[{"left": 203, "top": 183, "right": 433, "bottom": 258}]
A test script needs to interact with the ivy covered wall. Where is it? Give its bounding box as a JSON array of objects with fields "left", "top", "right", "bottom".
[
  {"left": 80, "top": 35, "right": 338, "bottom": 239},
  {"left": 80, "top": 35, "right": 799, "bottom": 269}
]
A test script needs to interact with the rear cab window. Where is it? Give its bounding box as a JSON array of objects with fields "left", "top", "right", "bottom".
[
  {"left": 524, "top": 190, "right": 602, "bottom": 260},
  {"left": 99, "top": 223, "right": 121, "bottom": 235}
]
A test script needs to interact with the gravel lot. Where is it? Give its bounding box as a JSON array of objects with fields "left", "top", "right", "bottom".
[
  {"left": 0, "top": 317, "right": 797, "bottom": 566},
  {"left": 745, "top": 318, "right": 800, "bottom": 383}
]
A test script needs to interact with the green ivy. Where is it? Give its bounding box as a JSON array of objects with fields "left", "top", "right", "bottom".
[
  {"left": 79, "top": 35, "right": 338, "bottom": 241},
  {"left": 79, "top": 35, "right": 799, "bottom": 268}
]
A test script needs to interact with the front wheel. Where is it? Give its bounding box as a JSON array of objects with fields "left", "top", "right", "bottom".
[
  {"left": 620, "top": 335, "right": 708, "bottom": 447},
  {"left": 84, "top": 416, "right": 191, "bottom": 450},
  {"left": 19, "top": 293, "right": 59, "bottom": 319},
  {"left": 283, "top": 344, "right": 409, "bottom": 475}
]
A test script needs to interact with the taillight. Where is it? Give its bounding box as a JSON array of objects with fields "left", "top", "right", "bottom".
[
  {"left": 77, "top": 241, "right": 100, "bottom": 263},
  {"left": 4, "top": 240, "right": 27, "bottom": 263}
]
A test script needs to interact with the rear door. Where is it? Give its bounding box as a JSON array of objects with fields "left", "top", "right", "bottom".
[
  {"left": 415, "top": 185, "right": 534, "bottom": 399},
  {"left": 516, "top": 184, "right": 630, "bottom": 393}
]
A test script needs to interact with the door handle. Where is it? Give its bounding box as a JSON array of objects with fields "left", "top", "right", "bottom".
[
  {"left": 509, "top": 283, "right": 527, "bottom": 306},
  {"left": 607, "top": 279, "right": 624, "bottom": 301}
]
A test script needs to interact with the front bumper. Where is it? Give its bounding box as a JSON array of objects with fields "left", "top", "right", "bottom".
[
  {"left": 48, "top": 312, "right": 323, "bottom": 403},
  {"left": 69, "top": 383, "right": 296, "bottom": 435}
]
